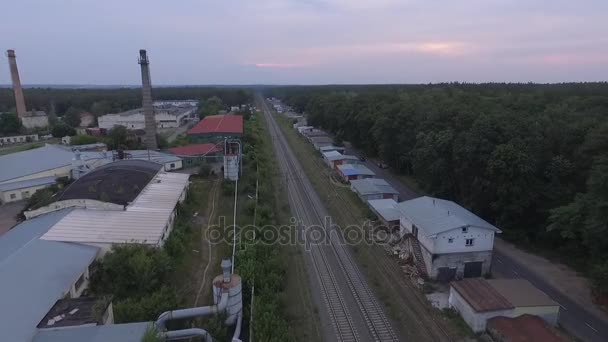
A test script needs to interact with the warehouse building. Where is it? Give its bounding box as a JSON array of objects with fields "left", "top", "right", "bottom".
[
  {"left": 449, "top": 278, "right": 560, "bottom": 333},
  {"left": 187, "top": 114, "right": 244, "bottom": 142},
  {"left": 35, "top": 160, "right": 190, "bottom": 255},
  {"left": 98, "top": 106, "right": 196, "bottom": 130},
  {"left": 0, "top": 210, "right": 100, "bottom": 342},
  {"left": 0, "top": 145, "right": 109, "bottom": 204},
  {"left": 337, "top": 163, "right": 375, "bottom": 182},
  {"left": 397, "top": 196, "right": 501, "bottom": 280},
  {"left": 350, "top": 178, "right": 399, "bottom": 202},
  {"left": 0, "top": 209, "right": 153, "bottom": 342},
  {"left": 168, "top": 143, "right": 223, "bottom": 167}
]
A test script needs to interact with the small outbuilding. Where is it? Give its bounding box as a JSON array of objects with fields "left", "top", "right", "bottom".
[
  {"left": 337, "top": 163, "right": 375, "bottom": 182},
  {"left": 350, "top": 178, "right": 399, "bottom": 202},
  {"left": 367, "top": 199, "right": 402, "bottom": 230},
  {"left": 449, "top": 278, "right": 560, "bottom": 333},
  {"left": 322, "top": 151, "right": 360, "bottom": 169}
]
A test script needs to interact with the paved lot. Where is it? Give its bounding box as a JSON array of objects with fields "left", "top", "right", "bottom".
[{"left": 0, "top": 201, "right": 26, "bottom": 236}]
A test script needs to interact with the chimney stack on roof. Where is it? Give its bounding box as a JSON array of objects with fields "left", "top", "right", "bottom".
[
  {"left": 6, "top": 49, "right": 27, "bottom": 119},
  {"left": 138, "top": 49, "right": 158, "bottom": 150}
]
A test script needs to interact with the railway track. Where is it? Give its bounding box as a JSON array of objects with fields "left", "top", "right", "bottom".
[{"left": 260, "top": 95, "right": 398, "bottom": 342}]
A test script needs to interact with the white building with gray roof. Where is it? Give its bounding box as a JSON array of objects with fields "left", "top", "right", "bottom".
[{"left": 397, "top": 196, "right": 501, "bottom": 281}]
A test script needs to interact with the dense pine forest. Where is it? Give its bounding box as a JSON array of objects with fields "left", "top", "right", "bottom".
[{"left": 269, "top": 83, "right": 608, "bottom": 296}]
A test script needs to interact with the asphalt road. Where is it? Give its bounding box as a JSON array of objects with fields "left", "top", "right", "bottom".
[
  {"left": 347, "top": 146, "right": 608, "bottom": 342},
  {"left": 261, "top": 96, "right": 399, "bottom": 342}
]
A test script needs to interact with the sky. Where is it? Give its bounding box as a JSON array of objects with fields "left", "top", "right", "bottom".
[{"left": 1, "top": 0, "right": 607, "bottom": 85}]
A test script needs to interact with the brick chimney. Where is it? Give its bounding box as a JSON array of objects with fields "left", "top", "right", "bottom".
[
  {"left": 138, "top": 49, "right": 157, "bottom": 150},
  {"left": 6, "top": 50, "right": 27, "bottom": 118}
]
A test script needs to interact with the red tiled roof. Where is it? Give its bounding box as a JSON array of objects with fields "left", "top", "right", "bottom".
[
  {"left": 168, "top": 143, "right": 222, "bottom": 156},
  {"left": 451, "top": 279, "right": 514, "bottom": 312},
  {"left": 188, "top": 114, "right": 243, "bottom": 135},
  {"left": 487, "top": 315, "right": 565, "bottom": 342}
]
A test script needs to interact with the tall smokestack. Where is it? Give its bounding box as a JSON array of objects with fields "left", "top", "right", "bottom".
[
  {"left": 6, "top": 50, "right": 27, "bottom": 119},
  {"left": 138, "top": 49, "right": 157, "bottom": 150}
]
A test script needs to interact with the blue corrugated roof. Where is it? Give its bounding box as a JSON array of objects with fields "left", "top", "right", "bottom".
[
  {"left": 0, "top": 145, "right": 106, "bottom": 183},
  {"left": 0, "top": 210, "right": 99, "bottom": 342},
  {"left": 396, "top": 196, "right": 501, "bottom": 236},
  {"left": 0, "top": 176, "right": 57, "bottom": 192},
  {"left": 33, "top": 322, "right": 151, "bottom": 342},
  {"left": 0, "top": 145, "right": 74, "bottom": 183},
  {"left": 337, "top": 164, "right": 375, "bottom": 176}
]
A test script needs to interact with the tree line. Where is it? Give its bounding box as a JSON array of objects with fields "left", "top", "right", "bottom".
[
  {"left": 0, "top": 87, "right": 252, "bottom": 136},
  {"left": 268, "top": 83, "right": 608, "bottom": 298}
]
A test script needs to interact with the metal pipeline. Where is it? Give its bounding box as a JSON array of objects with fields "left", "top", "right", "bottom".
[
  {"left": 156, "top": 290, "right": 229, "bottom": 330},
  {"left": 164, "top": 328, "right": 213, "bottom": 341},
  {"left": 231, "top": 311, "right": 243, "bottom": 342},
  {"left": 155, "top": 259, "right": 232, "bottom": 330}
]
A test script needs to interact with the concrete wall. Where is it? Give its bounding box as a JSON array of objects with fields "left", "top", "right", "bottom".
[
  {"left": 430, "top": 250, "right": 494, "bottom": 279},
  {"left": 435, "top": 227, "right": 495, "bottom": 254},
  {"left": 513, "top": 306, "right": 560, "bottom": 326},
  {"left": 0, "top": 183, "right": 54, "bottom": 203},
  {"left": 68, "top": 264, "right": 93, "bottom": 298},
  {"left": 163, "top": 159, "right": 183, "bottom": 171},
  {"left": 24, "top": 199, "right": 124, "bottom": 219},
  {"left": 22, "top": 115, "right": 49, "bottom": 129},
  {"left": 448, "top": 287, "right": 513, "bottom": 332},
  {"left": 0, "top": 165, "right": 72, "bottom": 184},
  {"left": 0, "top": 134, "right": 38, "bottom": 145}
]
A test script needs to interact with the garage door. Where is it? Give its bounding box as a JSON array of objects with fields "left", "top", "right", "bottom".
[
  {"left": 464, "top": 261, "right": 483, "bottom": 278},
  {"left": 436, "top": 267, "right": 457, "bottom": 282}
]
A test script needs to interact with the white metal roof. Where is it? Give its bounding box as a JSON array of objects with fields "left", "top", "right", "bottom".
[
  {"left": 368, "top": 199, "right": 402, "bottom": 222},
  {"left": 128, "top": 171, "right": 190, "bottom": 213},
  {"left": 41, "top": 171, "right": 190, "bottom": 246},
  {"left": 351, "top": 178, "right": 398, "bottom": 195},
  {"left": 323, "top": 151, "right": 359, "bottom": 162},
  {"left": 396, "top": 196, "right": 501, "bottom": 237}
]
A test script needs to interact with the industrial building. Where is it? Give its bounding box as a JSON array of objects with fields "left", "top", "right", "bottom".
[
  {"left": 168, "top": 143, "right": 223, "bottom": 167},
  {"left": 350, "top": 178, "right": 399, "bottom": 201},
  {"left": 24, "top": 160, "right": 190, "bottom": 254},
  {"left": 187, "top": 114, "right": 244, "bottom": 142},
  {"left": 397, "top": 196, "right": 501, "bottom": 280},
  {"left": 336, "top": 163, "right": 375, "bottom": 182},
  {"left": 0, "top": 210, "right": 101, "bottom": 342},
  {"left": 449, "top": 278, "right": 560, "bottom": 333},
  {"left": 0, "top": 145, "right": 109, "bottom": 203},
  {"left": 98, "top": 106, "right": 196, "bottom": 130}
]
